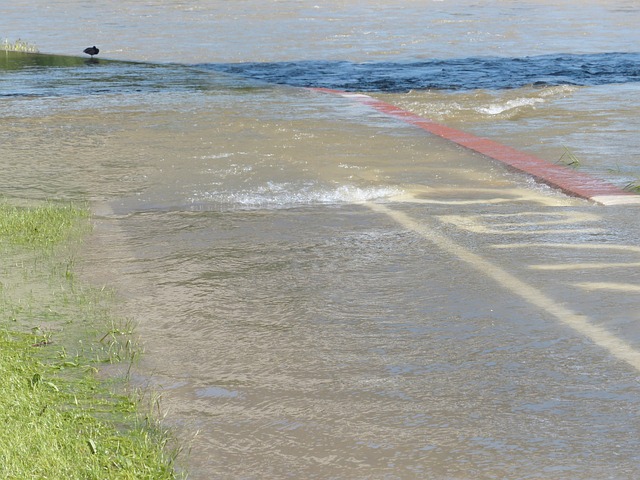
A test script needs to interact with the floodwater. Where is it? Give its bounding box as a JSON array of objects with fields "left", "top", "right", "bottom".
[{"left": 2, "top": 1, "right": 640, "bottom": 478}]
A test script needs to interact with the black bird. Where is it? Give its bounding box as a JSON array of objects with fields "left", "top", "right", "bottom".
[{"left": 83, "top": 46, "right": 99, "bottom": 58}]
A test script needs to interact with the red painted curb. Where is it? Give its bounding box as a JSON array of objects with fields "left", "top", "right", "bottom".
[{"left": 311, "top": 88, "right": 640, "bottom": 206}]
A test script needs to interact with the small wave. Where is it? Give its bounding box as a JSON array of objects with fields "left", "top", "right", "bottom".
[
  {"left": 536, "top": 84, "right": 579, "bottom": 97},
  {"left": 201, "top": 52, "right": 640, "bottom": 92},
  {"left": 476, "top": 97, "right": 545, "bottom": 115},
  {"left": 193, "top": 183, "right": 403, "bottom": 209}
]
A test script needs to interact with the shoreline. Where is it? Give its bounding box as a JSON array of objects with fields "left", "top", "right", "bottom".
[{"left": 0, "top": 200, "right": 180, "bottom": 479}]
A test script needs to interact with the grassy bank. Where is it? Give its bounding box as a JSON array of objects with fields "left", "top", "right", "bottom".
[
  {"left": 1, "top": 38, "right": 39, "bottom": 53},
  {"left": 0, "top": 201, "right": 178, "bottom": 479}
]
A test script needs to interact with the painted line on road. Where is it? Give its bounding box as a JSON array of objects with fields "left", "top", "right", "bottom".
[
  {"left": 530, "top": 262, "right": 640, "bottom": 271},
  {"left": 367, "top": 201, "right": 640, "bottom": 372},
  {"left": 312, "top": 88, "right": 640, "bottom": 206},
  {"left": 493, "top": 242, "right": 640, "bottom": 253},
  {"left": 573, "top": 282, "right": 640, "bottom": 293}
]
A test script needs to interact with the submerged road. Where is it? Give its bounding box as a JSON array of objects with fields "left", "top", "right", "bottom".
[
  {"left": 368, "top": 198, "right": 640, "bottom": 372},
  {"left": 109, "top": 184, "right": 640, "bottom": 479},
  {"left": 313, "top": 88, "right": 640, "bottom": 206},
  {"left": 317, "top": 87, "right": 640, "bottom": 371},
  {"left": 82, "top": 86, "right": 640, "bottom": 479}
]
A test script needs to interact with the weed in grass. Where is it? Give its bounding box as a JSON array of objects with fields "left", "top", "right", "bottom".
[
  {"left": 624, "top": 179, "right": 640, "bottom": 193},
  {"left": 1, "top": 38, "right": 39, "bottom": 53},
  {"left": 607, "top": 164, "right": 623, "bottom": 174},
  {"left": 557, "top": 146, "right": 581, "bottom": 168}
]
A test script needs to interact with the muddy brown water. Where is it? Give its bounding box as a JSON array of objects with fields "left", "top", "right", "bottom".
[{"left": 2, "top": 1, "right": 640, "bottom": 478}]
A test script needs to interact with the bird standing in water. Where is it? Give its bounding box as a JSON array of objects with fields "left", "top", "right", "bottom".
[{"left": 83, "top": 46, "right": 99, "bottom": 58}]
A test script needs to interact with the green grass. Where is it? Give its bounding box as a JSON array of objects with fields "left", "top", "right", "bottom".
[
  {"left": 1, "top": 38, "right": 39, "bottom": 53},
  {"left": 0, "top": 331, "right": 176, "bottom": 479},
  {"left": 556, "top": 146, "right": 581, "bottom": 168},
  {"left": 0, "top": 201, "right": 88, "bottom": 248},
  {"left": 0, "top": 201, "right": 179, "bottom": 479},
  {"left": 624, "top": 180, "right": 640, "bottom": 193}
]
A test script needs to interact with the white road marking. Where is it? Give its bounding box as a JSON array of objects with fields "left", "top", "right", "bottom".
[
  {"left": 367, "top": 202, "right": 640, "bottom": 372},
  {"left": 493, "top": 243, "right": 640, "bottom": 253},
  {"left": 493, "top": 243, "right": 640, "bottom": 270},
  {"left": 573, "top": 282, "right": 640, "bottom": 293},
  {"left": 592, "top": 195, "right": 640, "bottom": 206},
  {"left": 530, "top": 262, "right": 640, "bottom": 271},
  {"left": 387, "top": 187, "right": 576, "bottom": 207},
  {"left": 437, "top": 211, "right": 603, "bottom": 235}
]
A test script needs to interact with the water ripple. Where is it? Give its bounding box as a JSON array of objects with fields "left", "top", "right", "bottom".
[{"left": 200, "top": 52, "right": 640, "bottom": 92}]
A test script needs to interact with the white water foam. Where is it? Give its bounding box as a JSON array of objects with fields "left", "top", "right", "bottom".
[
  {"left": 475, "top": 97, "right": 545, "bottom": 115},
  {"left": 193, "top": 183, "right": 403, "bottom": 209}
]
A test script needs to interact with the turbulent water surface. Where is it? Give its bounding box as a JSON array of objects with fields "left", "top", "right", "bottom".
[{"left": 2, "top": 1, "right": 640, "bottom": 478}]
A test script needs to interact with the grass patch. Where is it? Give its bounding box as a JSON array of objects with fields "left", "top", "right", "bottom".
[
  {"left": 0, "top": 201, "right": 179, "bottom": 479},
  {"left": 0, "top": 331, "right": 175, "bottom": 479},
  {"left": 1, "top": 38, "right": 39, "bottom": 53},
  {"left": 0, "top": 201, "right": 88, "bottom": 248},
  {"left": 556, "top": 146, "right": 581, "bottom": 168},
  {"left": 623, "top": 180, "right": 640, "bottom": 193}
]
